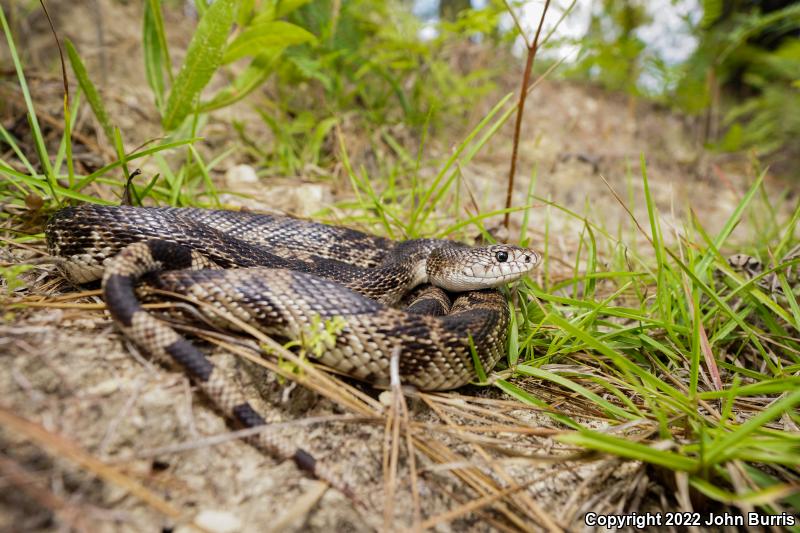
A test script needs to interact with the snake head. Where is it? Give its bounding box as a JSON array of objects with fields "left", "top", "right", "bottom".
[{"left": 427, "top": 244, "right": 541, "bottom": 292}]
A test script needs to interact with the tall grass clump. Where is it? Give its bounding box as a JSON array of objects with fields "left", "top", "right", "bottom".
[{"left": 333, "top": 101, "right": 799, "bottom": 517}]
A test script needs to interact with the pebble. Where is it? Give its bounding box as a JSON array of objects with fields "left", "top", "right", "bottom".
[{"left": 192, "top": 509, "right": 242, "bottom": 533}]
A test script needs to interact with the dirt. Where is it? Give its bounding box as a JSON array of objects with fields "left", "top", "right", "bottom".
[{"left": 1, "top": 1, "right": 795, "bottom": 532}]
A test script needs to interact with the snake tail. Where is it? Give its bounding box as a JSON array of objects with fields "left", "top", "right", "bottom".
[{"left": 102, "top": 239, "right": 352, "bottom": 497}]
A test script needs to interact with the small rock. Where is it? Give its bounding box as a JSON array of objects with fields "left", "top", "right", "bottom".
[
  {"left": 184, "top": 474, "right": 207, "bottom": 491},
  {"left": 224, "top": 164, "right": 259, "bottom": 189},
  {"left": 86, "top": 378, "right": 121, "bottom": 396},
  {"left": 140, "top": 386, "right": 173, "bottom": 407},
  {"left": 193, "top": 509, "right": 242, "bottom": 533}
]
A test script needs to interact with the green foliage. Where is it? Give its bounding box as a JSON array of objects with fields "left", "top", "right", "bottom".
[
  {"left": 716, "top": 39, "right": 800, "bottom": 154},
  {"left": 162, "top": 0, "right": 235, "bottom": 130},
  {"left": 143, "top": 0, "right": 170, "bottom": 113},
  {"left": 333, "top": 103, "right": 800, "bottom": 513},
  {"left": 64, "top": 39, "right": 114, "bottom": 142},
  {"left": 244, "top": 0, "right": 497, "bottom": 175},
  {"left": 0, "top": 1, "right": 207, "bottom": 209},
  {"left": 677, "top": 3, "right": 800, "bottom": 159},
  {"left": 700, "top": 0, "right": 724, "bottom": 28},
  {"left": 511, "top": 166, "right": 800, "bottom": 514},
  {"left": 567, "top": 0, "right": 799, "bottom": 169},
  {"left": 143, "top": 0, "right": 317, "bottom": 130},
  {"left": 223, "top": 20, "right": 315, "bottom": 64},
  {"left": 0, "top": 0, "right": 330, "bottom": 210},
  {"left": 278, "top": 314, "right": 346, "bottom": 379},
  {"left": 569, "top": 0, "right": 650, "bottom": 94},
  {"left": 0, "top": 264, "right": 34, "bottom": 295},
  {"left": 0, "top": 4, "right": 56, "bottom": 199},
  {"left": 100, "top": 0, "right": 501, "bottom": 180}
]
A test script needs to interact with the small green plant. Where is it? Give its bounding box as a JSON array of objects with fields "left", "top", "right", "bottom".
[
  {"left": 506, "top": 164, "right": 799, "bottom": 516},
  {"left": 567, "top": 0, "right": 650, "bottom": 94},
  {"left": 275, "top": 314, "right": 347, "bottom": 378},
  {"left": 0, "top": 264, "right": 34, "bottom": 295},
  {"left": 678, "top": 3, "right": 800, "bottom": 161},
  {"left": 244, "top": 0, "right": 500, "bottom": 177},
  {"left": 145, "top": 0, "right": 316, "bottom": 131},
  {"left": 565, "top": 1, "right": 800, "bottom": 170}
]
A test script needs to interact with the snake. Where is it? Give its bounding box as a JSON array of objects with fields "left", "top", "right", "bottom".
[{"left": 45, "top": 204, "right": 541, "bottom": 494}]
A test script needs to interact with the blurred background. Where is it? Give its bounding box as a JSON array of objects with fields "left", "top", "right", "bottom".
[{"left": 1, "top": 0, "right": 798, "bottom": 227}]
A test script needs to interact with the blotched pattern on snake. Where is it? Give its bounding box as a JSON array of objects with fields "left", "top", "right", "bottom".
[{"left": 46, "top": 204, "right": 541, "bottom": 495}]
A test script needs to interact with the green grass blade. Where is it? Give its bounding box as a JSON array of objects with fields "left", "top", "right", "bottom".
[
  {"left": 507, "top": 302, "right": 520, "bottom": 367},
  {"left": 558, "top": 431, "right": 698, "bottom": 470},
  {"left": 514, "top": 364, "right": 638, "bottom": 421},
  {"left": 703, "top": 389, "right": 800, "bottom": 465},
  {"left": 112, "top": 128, "right": 132, "bottom": 197},
  {"left": 64, "top": 39, "right": 114, "bottom": 142},
  {"left": 467, "top": 334, "right": 488, "bottom": 383},
  {"left": 409, "top": 91, "right": 514, "bottom": 232},
  {"left": 0, "top": 4, "right": 56, "bottom": 199},
  {"left": 147, "top": 0, "right": 172, "bottom": 82},
  {"left": 188, "top": 145, "right": 219, "bottom": 206},
  {"left": 640, "top": 155, "right": 669, "bottom": 317},
  {"left": 696, "top": 169, "right": 767, "bottom": 276},
  {"left": 0, "top": 122, "right": 36, "bottom": 178},
  {"left": 75, "top": 137, "right": 201, "bottom": 192},
  {"left": 0, "top": 164, "right": 114, "bottom": 204},
  {"left": 495, "top": 379, "right": 581, "bottom": 429},
  {"left": 777, "top": 271, "right": 800, "bottom": 331},
  {"left": 143, "top": 1, "right": 167, "bottom": 112},
  {"left": 54, "top": 90, "right": 82, "bottom": 186}
]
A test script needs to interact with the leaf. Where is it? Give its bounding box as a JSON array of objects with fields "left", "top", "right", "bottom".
[
  {"left": 222, "top": 21, "right": 315, "bottom": 64},
  {"left": 467, "top": 334, "right": 488, "bottom": 383},
  {"left": 236, "top": 0, "right": 256, "bottom": 26},
  {"left": 193, "top": 0, "right": 207, "bottom": 17},
  {"left": 0, "top": 162, "right": 115, "bottom": 204},
  {"left": 276, "top": 0, "right": 313, "bottom": 18},
  {"left": 288, "top": 55, "right": 333, "bottom": 91},
  {"left": 143, "top": 1, "right": 167, "bottom": 112},
  {"left": 507, "top": 302, "right": 520, "bottom": 366},
  {"left": 700, "top": 0, "right": 723, "bottom": 28},
  {"left": 64, "top": 39, "right": 114, "bottom": 142},
  {"left": 199, "top": 50, "right": 281, "bottom": 113},
  {"left": 162, "top": 0, "right": 235, "bottom": 130},
  {"left": 306, "top": 116, "right": 338, "bottom": 164}
]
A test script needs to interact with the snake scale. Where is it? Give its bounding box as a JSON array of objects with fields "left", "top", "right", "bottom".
[{"left": 46, "top": 204, "right": 541, "bottom": 494}]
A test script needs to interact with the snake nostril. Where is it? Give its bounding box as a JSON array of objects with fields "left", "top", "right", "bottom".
[{"left": 525, "top": 255, "right": 530, "bottom": 263}]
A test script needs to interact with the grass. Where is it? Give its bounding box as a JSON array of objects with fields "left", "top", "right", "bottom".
[
  {"left": 336, "top": 119, "right": 800, "bottom": 518},
  {"left": 1, "top": 1, "right": 799, "bottom": 531}
]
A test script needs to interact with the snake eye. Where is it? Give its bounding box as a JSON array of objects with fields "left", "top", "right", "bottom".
[{"left": 495, "top": 250, "right": 508, "bottom": 263}]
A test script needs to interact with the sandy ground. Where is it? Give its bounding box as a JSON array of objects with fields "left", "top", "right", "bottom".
[{"left": 1, "top": 1, "right": 795, "bottom": 532}]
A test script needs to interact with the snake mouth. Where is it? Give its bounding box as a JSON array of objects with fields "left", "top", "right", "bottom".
[
  {"left": 434, "top": 272, "right": 531, "bottom": 292},
  {"left": 460, "top": 268, "right": 533, "bottom": 288}
]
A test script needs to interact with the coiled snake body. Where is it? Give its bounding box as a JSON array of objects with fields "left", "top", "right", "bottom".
[{"left": 46, "top": 205, "right": 540, "bottom": 493}]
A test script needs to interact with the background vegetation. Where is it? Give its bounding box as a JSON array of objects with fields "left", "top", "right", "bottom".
[{"left": 1, "top": 0, "right": 798, "bottom": 530}]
